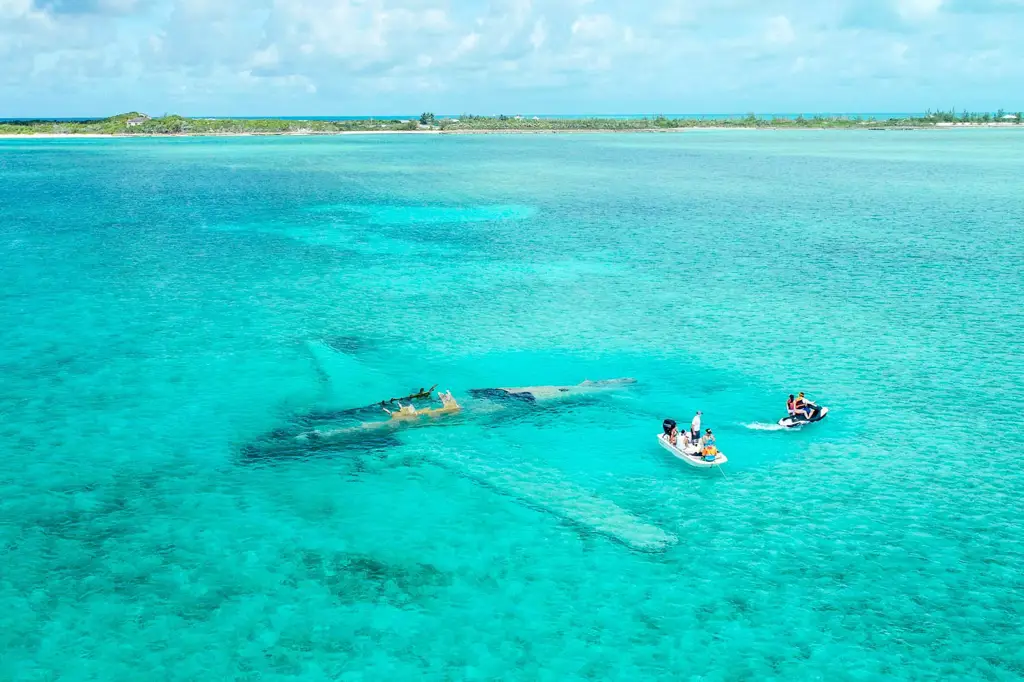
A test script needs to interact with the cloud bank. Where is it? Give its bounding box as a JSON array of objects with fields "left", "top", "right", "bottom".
[{"left": 2, "top": 0, "right": 1022, "bottom": 115}]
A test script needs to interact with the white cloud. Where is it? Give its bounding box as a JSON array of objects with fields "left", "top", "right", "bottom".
[
  {"left": 765, "top": 15, "right": 795, "bottom": 44},
  {"left": 1, "top": 0, "right": 1023, "bottom": 116},
  {"left": 529, "top": 18, "right": 547, "bottom": 49},
  {"left": 571, "top": 14, "right": 618, "bottom": 42},
  {"left": 0, "top": 0, "right": 51, "bottom": 25},
  {"left": 250, "top": 44, "right": 279, "bottom": 69},
  {"left": 896, "top": 0, "right": 944, "bottom": 20},
  {"left": 1, "top": 0, "right": 38, "bottom": 19},
  {"left": 657, "top": 0, "right": 697, "bottom": 26},
  {"left": 452, "top": 32, "right": 480, "bottom": 58}
]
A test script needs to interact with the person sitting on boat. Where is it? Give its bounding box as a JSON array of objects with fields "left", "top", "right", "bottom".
[
  {"left": 701, "top": 429, "right": 719, "bottom": 460},
  {"left": 662, "top": 419, "right": 679, "bottom": 446}
]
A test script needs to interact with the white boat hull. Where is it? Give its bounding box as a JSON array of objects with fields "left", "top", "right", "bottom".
[{"left": 657, "top": 434, "right": 728, "bottom": 468}]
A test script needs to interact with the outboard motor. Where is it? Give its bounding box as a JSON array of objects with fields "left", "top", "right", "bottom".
[{"left": 662, "top": 419, "right": 677, "bottom": 436}]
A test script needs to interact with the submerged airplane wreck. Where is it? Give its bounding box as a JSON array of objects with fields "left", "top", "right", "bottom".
[
  {"left": 240, "top": 341, "right": 674, "bottom": 552},
  {"left": 242, "top": 373, "right": 639, "bottom": 459}
]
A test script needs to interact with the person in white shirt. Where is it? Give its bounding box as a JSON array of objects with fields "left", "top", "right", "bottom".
[{"left": 690, "top": 411, "right": 702, "bottom": 443}]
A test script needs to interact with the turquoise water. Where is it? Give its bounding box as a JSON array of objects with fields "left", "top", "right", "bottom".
[{"left": 1, "top": 131, "right": 1022, "bottom": 680}]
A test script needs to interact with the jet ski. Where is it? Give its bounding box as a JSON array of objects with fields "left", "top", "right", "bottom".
[{"left": 778, "top": 405, "right": 829, "bottom": 428}]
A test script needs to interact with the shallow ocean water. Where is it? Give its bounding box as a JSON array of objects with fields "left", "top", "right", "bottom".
[{"left": 1, "top": 130, "right": 1022, "bottom": 680}]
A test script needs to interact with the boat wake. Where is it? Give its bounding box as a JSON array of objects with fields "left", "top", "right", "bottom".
[{"left": 744, "top": 422, "right": 788, "bottom": 432}]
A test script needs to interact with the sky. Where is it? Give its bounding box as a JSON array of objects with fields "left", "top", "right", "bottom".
[{"left": 1, "top": 0, "right": 1023, "bottom": 116}]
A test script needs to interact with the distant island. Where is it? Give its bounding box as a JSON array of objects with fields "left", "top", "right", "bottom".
[{"left": 1, "top": 110, "right": 1021, "bottom": 137}]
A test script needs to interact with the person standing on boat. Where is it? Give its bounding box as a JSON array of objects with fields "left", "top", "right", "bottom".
[{"left": 690, "top": 411, "right": 702, "bottom": 443}]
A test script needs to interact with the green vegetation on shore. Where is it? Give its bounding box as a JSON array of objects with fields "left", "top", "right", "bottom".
[{"left": 1, "top": 109, "right": 1021, "bottom": 136}]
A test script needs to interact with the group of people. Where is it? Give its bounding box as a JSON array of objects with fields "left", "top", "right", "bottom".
[
  {"left": 661, "top": 393, "right": 822, "bottom": 462},
  {"left": 786, "top": 392, "right": 819, "bottom": 420},
  {"left": 662, "top": 410, "right": 718, "bottom": 459}
]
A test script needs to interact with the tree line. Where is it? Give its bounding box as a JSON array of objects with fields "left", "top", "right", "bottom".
[{"left": 1, "top": 110, "right": 1021, "bottom": 136}]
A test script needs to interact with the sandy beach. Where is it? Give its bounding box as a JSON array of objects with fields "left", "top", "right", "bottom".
[
  {"left": 0, "top": 129, "right": 679, "bottom": 139},
  {"left": 0, "top": 128, "right": 899, "bottom": 139},
  {"left": 1, "top": 122, "right": 1020, "bottom": 140}
]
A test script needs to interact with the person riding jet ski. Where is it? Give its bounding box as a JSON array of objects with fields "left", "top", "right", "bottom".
[
  {"left": 787, "top": 393, "right": 815, "bottom": 420},
  {"left": 779, "top": 392, "right": 828, "bottom": 427},
  {"left": 794, "top": 392, "right": 819, "bottom": 419}
]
